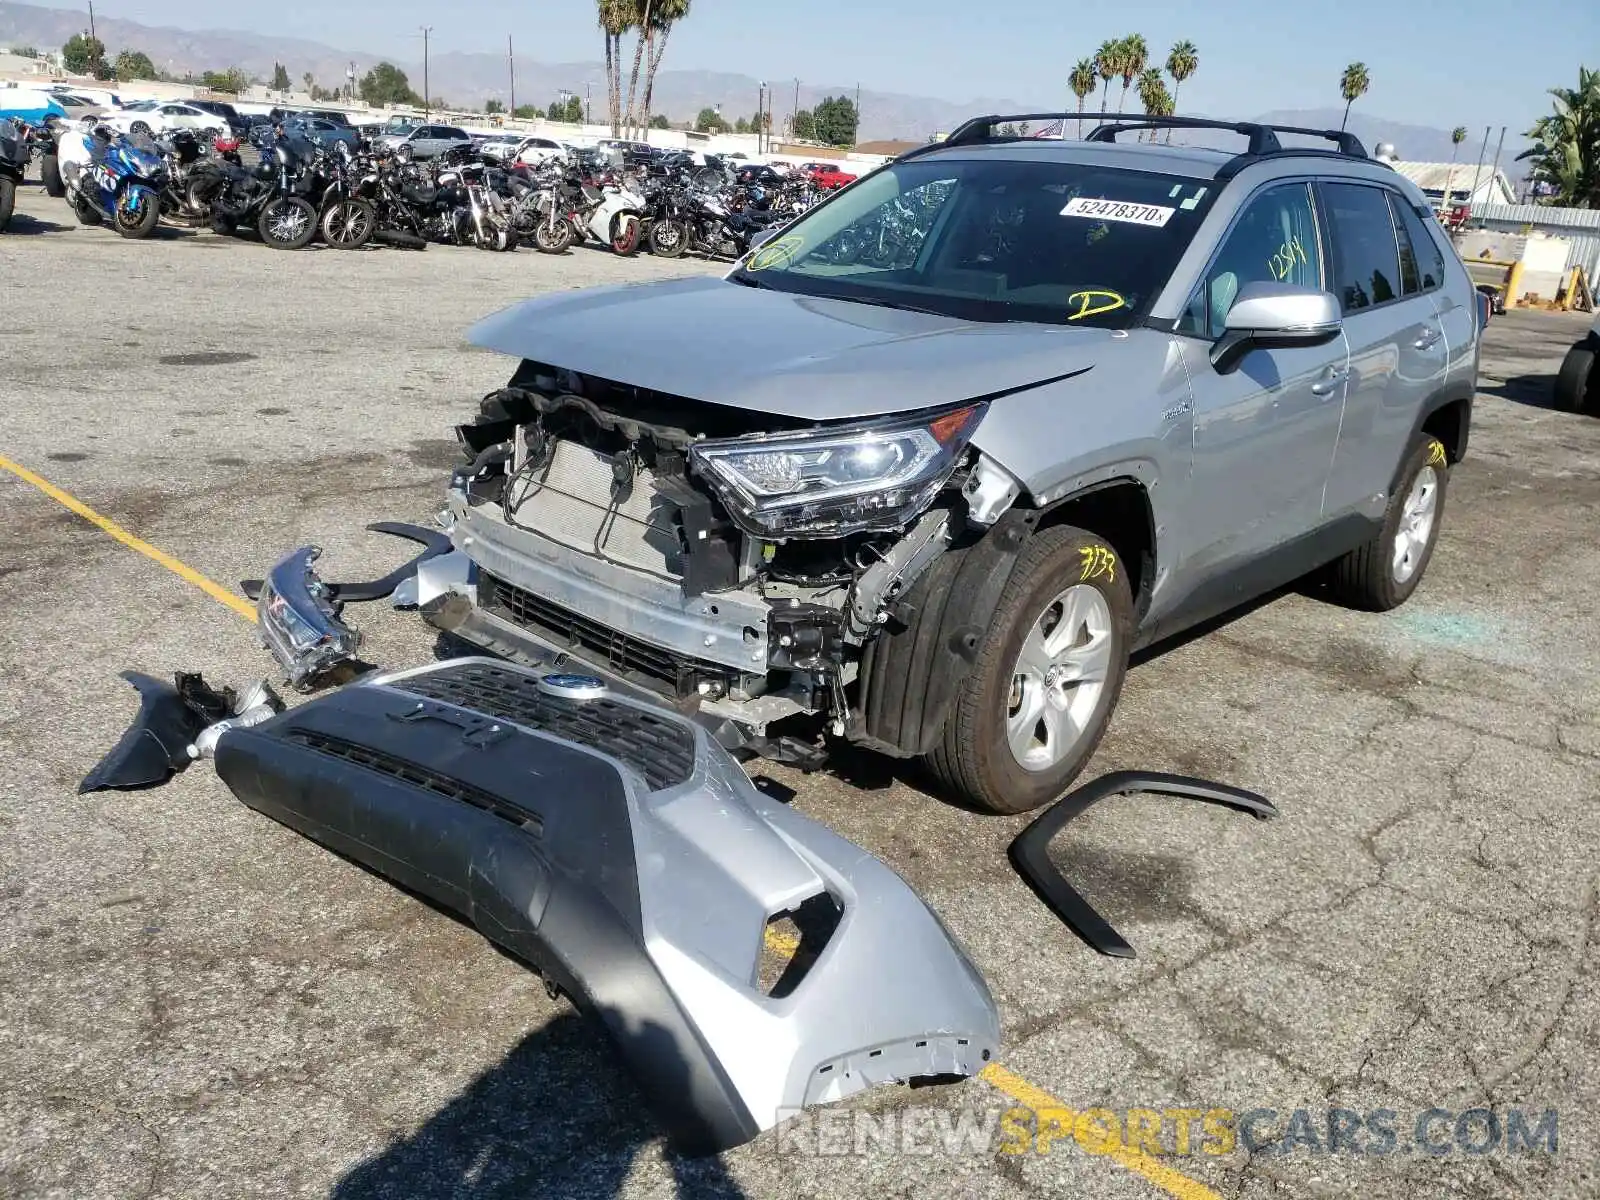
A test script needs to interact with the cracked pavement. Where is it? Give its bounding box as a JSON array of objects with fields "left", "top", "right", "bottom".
[{"left": 2, "top": 184, "right": 1598, "bottom": 1199}]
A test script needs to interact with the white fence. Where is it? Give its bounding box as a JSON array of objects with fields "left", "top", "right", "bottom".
[{"left": 1468, "top": 204, "right": 1600, "bottom": 287}]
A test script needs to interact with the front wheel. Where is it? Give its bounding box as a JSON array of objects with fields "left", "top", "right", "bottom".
[
  {"left": 1554, "top": 343, "right": 1597, "bottom": 415},
  {"left": 925, "top": 525, "right": 1133, "bottom": 814},
  {"left": 72, "top": 192, "right": 101, "bottom": 226},
  {"left": 611, "top": 214, "right": 641, "bottom": 256},
  {"left": 1325, "top": 436, "right": 1449, "bottom": 611},
  {"left": 258, "top": 196, "right": 317, "bottom": 250},
  {"left": 113, "top": 185, "right": 160, "bottom": 238},
  {"left": 648, "top": 218, "right": 687, "bottom": 258},
  {"left": 42, "top": 152, "right": 64, "bottom": 197},
  {"left": 320, "top": 198, "right": 376, "bottom": 249},
  {"left": 0, "top": 176, "right": 14, "bottom": 232},
  {"left": 534, "top": 217, "right": 574, "bottom": 254}
]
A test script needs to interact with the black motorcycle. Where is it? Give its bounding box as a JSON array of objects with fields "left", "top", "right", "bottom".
[
  {"left": 210, "top": 138, "right": 323, "bottom": 250},
  {"left": 317, "top": 142, "right": 377, "bottom": 250},
  {"left": 647, "top": 184, "right": 781, "bottom": 260},
  {"left": 0, "top": 118, "right": 25, "bottom": 231}
]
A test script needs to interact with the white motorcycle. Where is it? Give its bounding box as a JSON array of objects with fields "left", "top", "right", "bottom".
[{"left": 528, "top": 168, "right": 645, "bottom": 256}]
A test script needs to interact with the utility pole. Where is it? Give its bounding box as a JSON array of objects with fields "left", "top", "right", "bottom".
[
  {"left": 1487, "top": 125, "right": 1507, "bottom": 208},
  {"left": 1464, "top": 124, "right": 1490, "bottom": 218},
  {"left": 792, "top": 77, "right": 799, "bottom": 139},
  {"left": 420, "top": 26, "right": 432, "bottom": 117},
  {"left": 585, "top": 81, "right": 592, "bottom": 125},
  {"left": 508, "top": 36, "right": 516, "bottom": 117},
  {"left": 86, "top": 0, "right": 101, "bottom": 76},
  {"left": 855, "top": 82, "right": 860, "bottom": 146}
]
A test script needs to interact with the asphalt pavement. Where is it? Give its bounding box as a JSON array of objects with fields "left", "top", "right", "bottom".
[{"left": 2, "top": 183, "right": 1598, "bottom": 1200}]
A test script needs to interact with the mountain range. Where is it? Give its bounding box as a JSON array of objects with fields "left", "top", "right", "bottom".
[{"left": 1, "top": 0, "right": 1499, "bottom": 165}]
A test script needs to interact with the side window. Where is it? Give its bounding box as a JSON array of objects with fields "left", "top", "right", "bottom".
[
  {"left": 1388, "top": 193, "right": 1445, "bottom": 292},
  {"left": 1177, "top": 183, "right": 1323, "bottom": 338},
  {"left": 1320, "top": 182, "right": 1403, "bottom": 313}
]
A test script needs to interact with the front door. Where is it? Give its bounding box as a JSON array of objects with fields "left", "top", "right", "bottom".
[{"left": 1174, "top": 181, "right": 1349, "bottom": 583}]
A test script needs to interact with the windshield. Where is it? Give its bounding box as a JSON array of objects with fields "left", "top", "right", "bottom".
[{"left": 730, "top": 155, "right": 1219, "bottom": 328}]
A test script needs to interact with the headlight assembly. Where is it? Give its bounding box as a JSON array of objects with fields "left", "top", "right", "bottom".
[{"left": 689, "top": 404, "right": 985, "bottom": 538}]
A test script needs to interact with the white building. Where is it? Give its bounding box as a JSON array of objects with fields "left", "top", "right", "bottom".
[{"left": 1391, "top": 161, "right": 1516, "bottom": 207}]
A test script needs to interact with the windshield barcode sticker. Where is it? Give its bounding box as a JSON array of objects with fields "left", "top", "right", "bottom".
[{"left": 1060, "top": 197, "right": 1175, "bottom": 227}]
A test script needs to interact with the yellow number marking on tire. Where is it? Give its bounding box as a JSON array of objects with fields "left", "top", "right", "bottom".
[{"left": 1079, "top": 545, "right": 1116, "bottom": 583}]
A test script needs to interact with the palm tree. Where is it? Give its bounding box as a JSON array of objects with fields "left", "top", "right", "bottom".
[
  {"left": 1164, "top": 40, "right": 1197, "bottom": 142},
  {"left": 1136, "top": 67, "right": 1164, "bottom": 140},
  {"left": 639, "top": 0, "right": 690, "bottom": 137},
  {"left": 1117, "top": 34, "right": 1148, "bottom": 115},
  {"left": 1094, "top": 39, "right": 1120, "bottom": 117},
  {"left": 1069, "top": 58, "right": 1097, "bottom": 138},
  {"left": 622, "top": 0, "right": 653, "bottom": 135},
  {"left": 597, "top": 0, "right": 635, "bottom": 134},
  {"left": 1442, "top": 125, "right": 1467, "bottom": 209},
  {"left": 1339, "top": 62, "right": 1370, "bottom": 132},
  {"left": 1517, "top": 67, "right": 1600, "bottom": 207}
]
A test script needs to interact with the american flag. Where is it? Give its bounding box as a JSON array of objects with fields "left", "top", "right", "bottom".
[{"left": 1030, "top": 119, "right": 1066, "bottom": 139}]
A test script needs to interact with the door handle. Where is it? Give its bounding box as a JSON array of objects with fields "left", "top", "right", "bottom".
[
  {"left": 1413, "top": 326, "right": 1442, "bottom": 350},
  {"left": 1310, "top": 366, "right": 1348, "bottom": 397}
]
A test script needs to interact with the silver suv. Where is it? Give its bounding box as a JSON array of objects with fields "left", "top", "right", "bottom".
[{"left": 425, "top": 115, "right": 1481, "bottom": 813}]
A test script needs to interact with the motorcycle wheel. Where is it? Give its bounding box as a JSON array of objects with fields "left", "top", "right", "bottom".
[
  {"left": 258, "top": 196, "right": 317, "bottom": 250},
  {"left": 374, "top": 228, "right": 428, "bottom": 250},
  {"left": 534, "top": 219, "right": 574, "bottom": 254},
  {"left": 42, "top": 152, "right": 64, "bottom": 198},
  {"left": 611, "top": 216, "right": 641, "bottom": 256},
  {"left": 0, "top": 177, "right": 13, "bottom": 232},
  {"left": 647, "top": 219, "right": 688, "bottom": 259},
  {"left": 72, "top": 193, "right": 101, "bottom": 226},
  {"left": 321, "top": 199, "right": 376, "bottom": 250},
  {"left": 113, "top": 186, "right": 161, "bottom": 238}
]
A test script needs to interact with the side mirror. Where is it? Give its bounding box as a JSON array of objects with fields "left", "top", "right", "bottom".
[{"left": 1212, "top": 282, "right": 1342, "bottom": 373}]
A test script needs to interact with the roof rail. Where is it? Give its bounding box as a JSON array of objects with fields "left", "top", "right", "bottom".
[{"left": 900, "top": 113, "right": 1372, "bottom": 172}]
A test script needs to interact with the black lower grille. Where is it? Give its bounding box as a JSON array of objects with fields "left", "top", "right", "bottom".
[
  {"left": 478, "top": 571, "right": 726, "bottom": 696},
  {"left": 393, "top": 661, "right": 697, "bottom": 791},
  {"left": 285, "top": 728, "right": 544, "bottom": 836}
]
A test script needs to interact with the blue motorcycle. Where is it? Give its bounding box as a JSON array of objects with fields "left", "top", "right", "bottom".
[{"left": 69, "top": 133, "right": 166, "bottom": 238}]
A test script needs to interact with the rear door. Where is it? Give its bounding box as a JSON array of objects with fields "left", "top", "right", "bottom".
[{"left": 1316, "top": 181, "right": 1448, "bottom": 519}]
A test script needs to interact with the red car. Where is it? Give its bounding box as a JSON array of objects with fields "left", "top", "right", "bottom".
[{"left": 802, "top": 162, "right": 857, "bottom": 190}]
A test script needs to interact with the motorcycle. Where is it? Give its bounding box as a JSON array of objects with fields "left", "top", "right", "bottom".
[
  {"left": 529, "top": 168, "right": 645, "bottom": 255},
  {"left": 0, "top": 118, "right": 24, "bottom": 232},
  {"left": 209, "top": 138, "right": 322, "bottom": 250},
  {"left": 66, "top": 130, "right": 166, "bottom": 239},
  {"left": 647, "top": 186, "right": 780, "bottom": 260},
  {"left": 318, "top": 142, "right": 377, "bottom": 250}
]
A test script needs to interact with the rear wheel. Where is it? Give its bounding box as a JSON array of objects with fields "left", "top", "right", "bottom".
[
  {"left": 41, "top": 152, "right": 64, "bottom": 197},
  {"left": 1325, "top": 436, "right": 1449, "bottom": 611},
  {"left": 0, "top": 176, "right": 14, "bottom": 232},
  {"left": 1554, "top": 343, "right": 1597, "bottom": 415},
  {"left": 374, "top": 228, "right": 428, "bottom": 250},
  {"left": 925, "top": 525, "right": 1133, "bottom": 814},
  {"left": 648, "top": 218, "right": 687, "bottom": 258},
  {"left": 320, "top": 198, "right": 376, "bottom": 249},
  {"left": 258, "top": 196, "right": 317, "bottom": 250}
]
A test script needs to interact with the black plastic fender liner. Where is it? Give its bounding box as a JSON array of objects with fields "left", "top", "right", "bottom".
[
  {"left": 1008, "top": 771, "right": 1278, "bottom": 959},
  {"left": 212, "top": 683, "right": 761, "bottom": 1155},
  {"left": 239, "top": 522, "right": 453, "bottom": 604},
  {"left": 852, "top": 510, "right": 1037, "bottom": 758},
  {"left": 79, "top": 672, "right": 234, "bottom": 793}
]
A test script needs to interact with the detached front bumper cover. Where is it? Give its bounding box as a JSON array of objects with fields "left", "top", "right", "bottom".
[{"left": 210, "top": 657, "right": 1000, "bottom": 1154}]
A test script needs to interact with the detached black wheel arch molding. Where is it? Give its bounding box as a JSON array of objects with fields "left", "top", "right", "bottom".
[{"left": 1007, "top": 770, "right": 1278, "bottom": 958}]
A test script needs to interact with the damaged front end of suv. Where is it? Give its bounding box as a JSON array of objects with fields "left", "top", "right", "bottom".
[{"left": 426, "top": 345, "right": 1013, "bottom": 771}]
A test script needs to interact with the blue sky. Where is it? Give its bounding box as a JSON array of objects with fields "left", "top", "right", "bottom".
[{"left": 30, "top": 0, "right": 1597, "bottom": 137}]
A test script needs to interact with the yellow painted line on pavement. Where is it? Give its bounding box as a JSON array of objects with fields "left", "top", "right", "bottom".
[
  {"left": 10, "top": 448, "right": 1214, "bottom": 1200},
  {"left": 0, "top": 454, "right": 259, "bottom": 623}
]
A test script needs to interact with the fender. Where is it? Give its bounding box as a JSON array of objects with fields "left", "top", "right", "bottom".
[
  {"left": 1400, "top": 378, "right": 1475, "bottom": 484},
  {"left": 852, "top": 510, "right": 1037, "bottom": 758}
]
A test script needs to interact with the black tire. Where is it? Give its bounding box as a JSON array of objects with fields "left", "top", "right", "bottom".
[
  {"left": 320, "top": 198, "right": 376, "bottom": 249},
  {"left": 210, "top": 211, "right": 238, "bottom": 236},
  {"left": 648, "top": 219, "right": 688, "bottom": 258},
  {"left": 0, "top": 176, "right": 14, "bottom": 232},
  {"left": 42, "top": 152, "right": 64, "bottom": 197},
  {"left": 130, "top": 121, "right": 151, "bottom": 136},
  {"left": 258, "top": 196, "right": 317, "bottom": 250},
  {"left": 1554, "top": 343, "right": 1597, "bottom": 415},
  {"left": 924, "top": 525, "right": 1133, "bottom": 814},
  {"left": 374, "top": 228, "right": 428, "bottom": 250},
  {"left": 72, "top": 193, "right": 101, "bottom": 226},
  {"left": 1325, "top": 436, "right": 1449, "bottom": 612},
  {"left": 112, "top": 186, "right": 160, "bottom": 238},
  {"left": 611, "top": 215, "right": 641, "bottom": 256},
  {"left": 534, "top": 218, "right": 574, "bottom": 254}
]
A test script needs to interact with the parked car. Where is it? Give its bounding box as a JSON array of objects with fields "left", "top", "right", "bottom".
[
  {"left": 282, "top": 117, "right": 361, "bottom": 152},
  {"left": 292, "top": 108, "right": 354, "bottom": 127},
  {"left": 430, "top": 114, "right": 1480, "bottom": 814},
  {"left": 103, "top": 101, "right": 227, "bottom": 138},
  {"left": 386, "top": 124, "right": 472, "bottom": 160},
  {"left": 186, "top": 99, "right": 248, "bottom": 137},
  {"left": 1554, "top": 311, "right": 1600, "bottom": 415},
  {"left": 597, "top": 138, "right": 658, "bottom": 166},
  {"left": 510, "top": 135, "right": 570, "bottom": 167},
  {"left": 48, "top": 92, "right": 109, "bottom": 122},
  {"left": 375, "top": 116, "right": 424, "bottom": 148},
  {"left": 802, "top": 161, "right": 857, "bottom": 189}
]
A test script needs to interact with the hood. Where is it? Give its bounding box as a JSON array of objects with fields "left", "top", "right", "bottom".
[{"left": 467, "top": 277, "right": 1110, "bottom": 421}]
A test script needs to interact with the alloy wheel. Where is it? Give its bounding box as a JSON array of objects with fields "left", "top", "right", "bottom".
[{"left": 1005, "top": 584, "right": 1114, "bottom": 772}]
